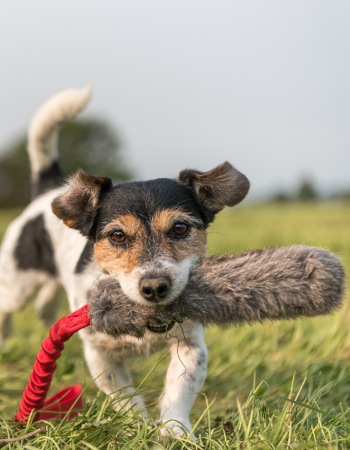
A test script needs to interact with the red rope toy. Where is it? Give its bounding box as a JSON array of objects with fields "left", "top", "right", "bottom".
[{"left": 16, "top": 304, "right": 90, "bottom": 423}]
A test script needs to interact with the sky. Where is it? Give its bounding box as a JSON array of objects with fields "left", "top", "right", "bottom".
[{"left": 1, "top": 1, "right": 349, "bottom": 200}]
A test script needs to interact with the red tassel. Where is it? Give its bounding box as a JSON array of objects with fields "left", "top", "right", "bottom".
[{"left": 15, "top": 304, "right": 90, "bottom": 422}]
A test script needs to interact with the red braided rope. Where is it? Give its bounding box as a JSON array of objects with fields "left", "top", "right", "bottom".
[{"left": 15, "top": 304, "right": 90, "bottom": 422}]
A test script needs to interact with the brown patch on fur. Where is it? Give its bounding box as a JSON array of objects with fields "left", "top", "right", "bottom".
[
  {"left": 94, "top": 237, "right": 145, "bottom": 276},
  {"left": 94, "top": 214, "right": 147, "bottom": 276},
  {"left": 151, "top": 209, "right": 176, "bottom": 233},
  {"left": 64, "top": 219, "right": 76, "bottom": 228},
  {"left": 151, "top": 209, "right": 201, "bottom": 233},
  {"left": 151, "top": 209, "right": 207, "bottom": 264},
  {"left": 102, "top": 215, "right": 143, "bottom": 238}
]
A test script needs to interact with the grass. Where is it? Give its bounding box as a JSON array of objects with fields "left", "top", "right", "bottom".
[{"left": 0, "top": 201, "right": 350, "bottom": 448}]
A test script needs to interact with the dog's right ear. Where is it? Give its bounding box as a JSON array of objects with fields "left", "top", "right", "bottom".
[{"left": 51, "top": 170, "right": 113, "bottom": 238}]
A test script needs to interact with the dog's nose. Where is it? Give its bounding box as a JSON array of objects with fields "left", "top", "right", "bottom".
[{"left": 139, "top": 277, "right": 171, "bottom": 302}]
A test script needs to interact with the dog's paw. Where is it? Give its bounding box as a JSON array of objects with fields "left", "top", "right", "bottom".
[{"left": 156, "top": 419, "right": 193, "bottom": 445}]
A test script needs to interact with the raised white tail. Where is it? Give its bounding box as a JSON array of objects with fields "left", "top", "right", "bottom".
[{"left": 28, "top": 86, "right": 92, "bottom": 180}]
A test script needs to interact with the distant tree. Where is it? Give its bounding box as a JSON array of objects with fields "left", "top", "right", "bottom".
[
  {"left": 340, "top": 190, "right": 350, "bottom": 202},
  {"left": 0, "top": 118, "right": 133, "bottom": 208},
  {"left": 296, "top": 179, "right": 318, "bottom": 201},
  {"left": 272, "top": 191, "right": 291, "bottom": 202}
]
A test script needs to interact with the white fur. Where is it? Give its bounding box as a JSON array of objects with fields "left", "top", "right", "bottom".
[
  {"left": 0, "top": 87, "right": 208, "bottom": 439},
  {"left": 28, "top": 86, "right": 92, "bottom": 176}
]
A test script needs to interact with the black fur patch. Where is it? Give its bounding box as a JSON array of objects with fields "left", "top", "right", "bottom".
[
  {"left": 15, "top": 214, "right": 57, "bottom": 276},
  {"left": 75, "top": 241, "right": 94, "bottom": 274},
  {"left": 33, "top": 161, "right": 64, "bottom": 198}
]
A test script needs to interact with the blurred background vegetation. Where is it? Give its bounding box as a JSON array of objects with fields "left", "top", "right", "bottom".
[
  {"left": 273, "top": 178, "right": 350, "bottom": 203},
  {"left": 0, "top": 118, "right": 132, "bottom": 208},
  {"left": 1, "top": 116, "right": 349, "bottom": 208}
]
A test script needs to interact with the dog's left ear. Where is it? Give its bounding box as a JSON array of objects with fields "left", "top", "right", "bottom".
[
  {"left": 51, "top": 170, "right": 113, "bottom": 238},
  {"left": 178, "top": 162, "right": 250, "bottom": 213}
]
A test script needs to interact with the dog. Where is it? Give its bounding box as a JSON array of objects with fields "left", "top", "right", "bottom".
[{"left": 0, "top": 87, "right": 249, "bottom": 438}]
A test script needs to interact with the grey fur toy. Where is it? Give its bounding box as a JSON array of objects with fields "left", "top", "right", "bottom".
[{"left": 89, "top": 246, "right": 345, "bottom": 338}]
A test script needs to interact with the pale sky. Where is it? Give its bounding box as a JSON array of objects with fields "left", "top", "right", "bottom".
[{"left": 1, "top": 1, "right": 349, "bottom": 200}]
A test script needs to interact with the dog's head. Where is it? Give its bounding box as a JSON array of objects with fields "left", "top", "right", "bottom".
[{"left": 52, "top": 162, "right": 249, "bottom": 313}]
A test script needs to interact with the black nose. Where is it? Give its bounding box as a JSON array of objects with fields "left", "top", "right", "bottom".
[{"left": 139, "top": 276, "right": 171, "bottom": 301}]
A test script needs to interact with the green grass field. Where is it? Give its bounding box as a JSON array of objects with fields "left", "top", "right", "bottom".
[{"left": 1, "top": 202, "right": 350, "bottom": 449}]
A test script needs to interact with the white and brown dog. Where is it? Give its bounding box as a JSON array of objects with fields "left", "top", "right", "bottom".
[{"left": 0, "top": 87, "right": 249, "bottom": 438}]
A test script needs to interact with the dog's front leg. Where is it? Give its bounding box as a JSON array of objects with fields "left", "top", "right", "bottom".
[
  {"left": 159, "top": 322, "right": 207, "bottom": 439},
  {"left": 82, "top": 339, "right": 146, "bottom": 415}
]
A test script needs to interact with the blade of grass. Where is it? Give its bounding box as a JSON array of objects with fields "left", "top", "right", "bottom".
[{"left": 258, "top": 395, "right": 350, "bottom": 430}]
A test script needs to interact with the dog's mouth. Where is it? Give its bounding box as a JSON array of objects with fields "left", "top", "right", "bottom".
[{"left": 146, "top": 320, "right": 176, "bottom": 334}]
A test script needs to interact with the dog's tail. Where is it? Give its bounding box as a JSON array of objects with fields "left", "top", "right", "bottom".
[{"left": 28, "top": 86, "right": 92, "bottom": 197}]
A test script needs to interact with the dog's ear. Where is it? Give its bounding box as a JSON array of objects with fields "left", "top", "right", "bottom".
[
  {"left": 51, "top": 170, "right": 113, "bottom": 238},
  {"left": 178, "top": 162, "right": 250, "bottom": 213}
]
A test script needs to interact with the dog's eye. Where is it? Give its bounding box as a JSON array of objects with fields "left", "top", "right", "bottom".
[
  {"left": 172, "top": 223, "right": 188, "bottom": 236},
  {"left": 110, "top": 231, "right": 126, "bottom": 243}
]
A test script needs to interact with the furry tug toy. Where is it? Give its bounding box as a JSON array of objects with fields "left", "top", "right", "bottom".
[{"left": 16, "top": 245, "right": 345, "bottom": 422}]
